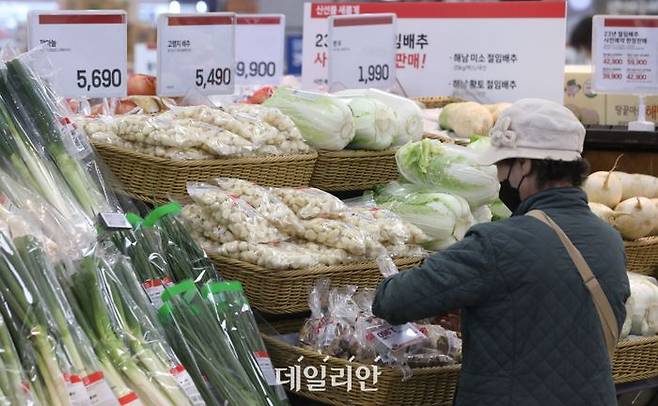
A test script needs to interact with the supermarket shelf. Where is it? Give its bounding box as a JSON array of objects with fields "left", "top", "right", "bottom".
[{"left": 585, "top": 125, "right": 658, "bottom": 152}]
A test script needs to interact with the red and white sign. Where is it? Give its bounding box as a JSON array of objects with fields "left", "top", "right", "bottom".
[
  {"left": 235, "top": 14, "right": 285, "bottom": 86},
  {"left": 592, "top": 16, "right": 658, "bottom": 94},
  {"left": 157, "top": 13, "right": 236, "bottom": 96},
  {"left": 27, "top": 11, "right": 127, "bottom": 98},
  {"left": 142, "top": 276, "right": 173, "bottom": 308},
  {"left": 327, "top": 14, "right": 396, "bottom": 91},
  {"left": 84, "top": 371, "right": 123, "bottom": 406},
  {"left": 170, "top": 364, "right": 204, "bottom": 405},
  {"left": 303, "top": 2, "right": 567, "bottom": 102}
]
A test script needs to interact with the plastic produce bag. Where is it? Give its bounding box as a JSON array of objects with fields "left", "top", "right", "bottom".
[
  {"left": 272, "top": 187, "right": 347, "bottom": 219},
  {"left": 203, "top": 281, "right": 289, "bottom": 403}
]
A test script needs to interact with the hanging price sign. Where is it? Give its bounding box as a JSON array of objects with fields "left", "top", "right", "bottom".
[
  {"left": 235, "top": 14, "right": 285, "bottom": 85},
  {"left": 327, "top": 14, "right": 396, "bottom": 91},
  {"left": 27, "top": 11, "right": 127, "bottom": 98},
  {"left": 592, "top": 15, "right": 658, "bottom": 94},
  {"left": 157, "top": 13, "right": 235, "bottom": 96}
]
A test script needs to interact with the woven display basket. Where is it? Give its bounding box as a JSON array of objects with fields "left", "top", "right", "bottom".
[
  {"left": 210, "top": 254, "right": 423, "bottom": 315},
  {"left": 624, "top": 236, "right": 658, "bottom": 276},
  {"left": 263, "top": 333, "right": 460, "bottom": 406},
  {"left": 93, "top": 142, "right": 318, "bottom": 203},
  {"left": 261, "top": 333, "right": 658, "bottom": 406},
  {"left": 310, "top": 148, "right": 399, "bottom": 192},
  {"left": 414, "top": 96, "right": 462, "bottom": 109},
  {"left": 613, "top": 336, "right": 658, "bottom": 383}
]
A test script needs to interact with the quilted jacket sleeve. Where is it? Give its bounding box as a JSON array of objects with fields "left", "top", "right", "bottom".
[{"left": 373, "top": 228, "right": 501, "bottom": 325}]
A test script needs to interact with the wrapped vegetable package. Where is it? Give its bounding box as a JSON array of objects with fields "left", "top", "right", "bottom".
[
  {"left": 263, "top": 88, "right": 355, "bottom": 150},
  {"left": 396, "top": 139, "right": 499, "bottom": 208},
  {"left": 439, "top": 102, "right": 494, "bottom": 138},
  {"left": 343, "top": 97, "right": 395, "bottom": 150},
  {"left": 272, "top": 187, "right": 347, "bottom": 219}
]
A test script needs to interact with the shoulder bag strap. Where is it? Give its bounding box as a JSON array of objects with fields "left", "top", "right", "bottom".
[{"left": 526, "top": 209, "right": 618, "bottom": 358}]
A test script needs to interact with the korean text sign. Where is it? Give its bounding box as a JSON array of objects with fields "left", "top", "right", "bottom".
[
  {"left": 327, "top": 14, "right": 397, "bottom": 91},
  {"left": 303, "top": 2, "right": 567, "bottom": 102},
  {"left": 157, "top": 13, "right": 236, "bottom": 96},
  {"left": 592, "top": 16, "right": 658, "bottom": 94},
  {"left": 27, "top": 11, "right": 128, "bottom": 98},
  {"left": 235, "top": 14, "right": 285, "bottom": 86}
]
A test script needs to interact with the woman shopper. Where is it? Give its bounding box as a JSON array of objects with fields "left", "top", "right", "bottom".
[{"left": 373, "top": 99, "right": 630, "bottom": 406}]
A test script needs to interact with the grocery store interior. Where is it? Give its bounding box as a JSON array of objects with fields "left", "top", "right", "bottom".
[{"left": 0, "top": 1, "right": 656, "bottom": 406}]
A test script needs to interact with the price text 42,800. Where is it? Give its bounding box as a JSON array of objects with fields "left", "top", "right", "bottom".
[
  {"left": 76, "top": 69, "right": 122, "bottom": 92},
  {"left": 195, "top": 67, "right": 232, "bottom": 89}
]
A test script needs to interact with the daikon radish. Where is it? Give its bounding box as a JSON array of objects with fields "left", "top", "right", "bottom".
[
  {"left": 588, "top": 202, "right": 615, "bottom": 224},
  {"left": 615, "top": 172, "right": 658, "bottom": 200},
  {"left": 612, "top": 197, "right": 657, "bottom": 240},
  {"left": 582, "top": 155, "right": 623, "bottom": 208}
]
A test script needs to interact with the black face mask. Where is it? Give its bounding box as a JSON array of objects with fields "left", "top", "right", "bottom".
[{"left": 499, "top": 161, "right": 525, "bottom": 212}]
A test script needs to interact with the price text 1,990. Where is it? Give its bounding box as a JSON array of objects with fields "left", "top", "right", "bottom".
[
  {"left": 195, "top": 67, "right": 232, "bottom": 89},
  {"left": 236, "top": 61, "right": 276, "bottom": 79},
  {"left": 358, "top": 64, "right": 390, "bottom": 85},
  {"left": 76, "top": 69, "right": 122, "bottom": 91}
]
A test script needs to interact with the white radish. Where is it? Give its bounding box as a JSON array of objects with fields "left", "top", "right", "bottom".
[
  {"left": 612, "top": 197, "right": 657, "bottom": 240},
  {"left": 588, "top": 202, "right": 615, "bottom": 224},
  {"left": 582, "top": 155, "right": 623, "bottom": 208},
  {"left": 651, "top": 198, "right": 658, "bottom": 236},
  {"left": 615, "top": 172, "right": 658, "bottom": 200}
]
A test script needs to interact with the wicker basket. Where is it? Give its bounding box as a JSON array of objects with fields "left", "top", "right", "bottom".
[
  {"left": 624, "top": 236, "right": 658, "bottom": 276},
  {"left": 613, "top": 336, "right": 658, "bottom": 383},
  {"left": 262, "top": 333, "right": 658, "bottom": 406},
  {"left": 414, "top": 96, "right": 462, "bottom": 109},
  {"left": 263, "top": 333, "right": 460, "bottom": 406},
  {"left": 210, "top": 255, "right": 423, "bottom": 315},
  {"left": 310, "top": 148, "right": 399, "bottom": 192},
  {"left": 93, "top": 142, "right": 318, "bottom": 203}
]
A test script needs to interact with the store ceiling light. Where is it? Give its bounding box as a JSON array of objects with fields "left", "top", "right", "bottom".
[
  {"left": 569, "top": 0, "right": 592, "bottom": 11},
  {"left": 169, "top": 0, "right": 181, "bottom": 13},
  {"left": 196, "top": 1, "right": 208, "bottom": 13}
]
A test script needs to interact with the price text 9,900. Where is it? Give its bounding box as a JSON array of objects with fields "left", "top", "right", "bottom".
[
  {"left": 195, "top": 67, "right": 232, "bottom": 89},
  {"left": 236, "top": 61, "right": 276, "bottom": 79},
  {"left": 358, "top": 64, "right": 390, "bottom": 85},
  {"left": 76, "top": 69, "right": 122, "bottom": 92}
]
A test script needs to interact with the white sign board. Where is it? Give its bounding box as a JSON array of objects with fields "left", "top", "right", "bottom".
[
  {"left": 157, "top": 13, "right": 235, "bottom": 96},
  {"left": 27, "top": 11, "right": 127, "bottom": 98},
  {"left": 235, "top": 14, "right": 285, "bottom": 86},
  {"left": 134, "top": 43, "right": 157, "bottom": 76},
  {"left": 327, "top": 14, "right": 396, "bottom": 91},
  {"left": 303, "top": 2, "right": 567, "bottom": 102},
  {"left": 592, "top": 16, "right": 658, "bottom": 94}
]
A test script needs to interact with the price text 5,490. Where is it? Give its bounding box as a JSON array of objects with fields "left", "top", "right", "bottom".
[
  {"left": 76, "top": 69, "right": 122, "bottom": 91},
  {"left": 358, "top": 64, "right": 390, "bottom": 85},
  {"left": 195, "top": 67, "right": 231, "bottom": 89}
]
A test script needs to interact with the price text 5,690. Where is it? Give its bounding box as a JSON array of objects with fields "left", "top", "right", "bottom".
[
  {"left": 76, "top": 69, "right": 122, "bottom": 92},
  {"left": 236, "top": 61, "right": 276, "bottom": 79},
  {"left": 358, "top": 64, "right": 390, "bottom": 85},
  {"left": 195, "top": 67, "right": 231, "bottom": 89}
]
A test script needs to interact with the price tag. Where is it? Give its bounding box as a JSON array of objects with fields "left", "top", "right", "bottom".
[
  {"left": 65, "top": 374, "right": 90, "bottom": 406},
  {"left": 370, "top": 322, "right": 425, "bottom": 351},
  {"left": 157, "top": 13, "right": 236, "bottom": 96},
  {"left": 84, "top": 372, "right": 121, "bottom": 406},
  {"left": 303, "top": 2, "right": 567, "bottom": 101},
  {"left": 328, "top": 14, "right": 396, "bottom": 90},
  {"left": 134, "top": 43, "right": 157, "bottom": 76},
  {"left": 170, "top": 364, "right": 204, "bottom": 405},
  {"left": 27, "top": 11, "right": 127, "bottom": 98},
  {"left": 98, "top": 212, "right": 132, "bottom": 231},
  {"left": 235, "top": 14, "right": 285, "bottom": 85},
  {"left": 592, "top": 16, "right": 658, "bottom": 94},
  {"left": 142, "top": 277, "right": 173, "bottom": 308},
  {"left": 254, "top": 351, "right": 278, "bottom": 386}
]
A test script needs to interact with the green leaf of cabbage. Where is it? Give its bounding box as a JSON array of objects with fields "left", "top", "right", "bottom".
[{"left": 396, "top": 139, "right": 499, "bottom": 207}]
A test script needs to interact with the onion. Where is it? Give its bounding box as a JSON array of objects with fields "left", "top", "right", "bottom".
[
  {"left": 588, "top": 202, "right": 614, "bottom": 224},
  {"left": 127, "top": 74, "right": 156, "bottom": 96},
  {"left": 612, "top": 197, "right": 657, "bottom": 240}
]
